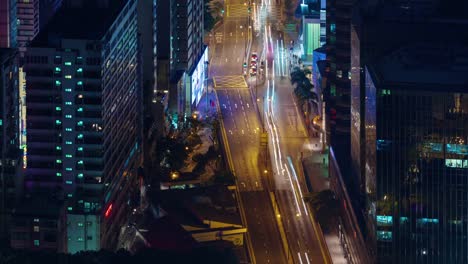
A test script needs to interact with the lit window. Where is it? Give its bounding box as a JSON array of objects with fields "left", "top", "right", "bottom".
[
  {"left": 77, "top": 121, "right": 83, "bottom": 126},
  {"left": 33, "top": 226, "right": 39, "bottom": 232},
  {"left": 55, "top": 120, "right": 61, "bottom": 125},
  {"left": 66, "top": 141, "right": 72, "bottom": 145},
  {"left": 55, "top": 67, "right": 61, "bottom": 72},
  {"left": 56, "top": 172, "right": 62, "bottom": 177},
  {"left": 77, "top": 68, "right": 83, "bottom": 72},
  {"left": 55, "top": 80, "right": 61, "bottom": 86},
  {"left": 65, "top": 75, "right": 72, "bottom": 79},
  {"left": 66, "top": 128, "right": 73, "bottom": 132},
  {"left": 77, "top": 237, "right": 83, "bottom": 242},
  {"left": 78, "top": 147, "right": 83, "bottom": 151},
  {"left": 66, "top": 180, "right": 72, "bottom": 185},
  {"left": 78, "top": 160, "right": 84, "bottom": 165},
  {"left": 65, "top": 101, "right": 73, "bottom": 105},
  {"left": 77, "top": 107, "right": 83, "bottom": 112},
  {"left": 77, "top": 173, "right": 84, "bottom": 178},
  {"left": 55, "top": 106, "right": 61, "bottom": 111},
  {"left": 66, "top": 168, "right": 73, "bottom": 171},
  {"left": 56, "top": 159, "right": 62, "bottom": 164},
  {"left": 33, "top": 218, "right": 40, "bottom": 222},
  {"left": 65, "top": 88, "right": 72, "bottom": 92},
  {"left": 65, "top": 115, "right": 72, "bottom": 119},
  {"left": 67, "top": 194, "right": 73, "bottom": 198},
  {"left": 56, "top": 146, "right": 61, "bottom": 150},
  {"left": 65, "top": 62, "right": 72, "bottom": 66},
  {"left": 34, "top": 240, "right": 40, "bottom": 246},
  {"left": 77, "top": 81, "right": 83, "bottom": 85},
  {"left": 77, "top": 222, "right": 84, "bottom": 227},
  {"left": 67, "top": 207, "right": 73, "bottom": 211},
  {"left": 78, "top": 94, "right": 83, "bottom": 99},
  {"left": 66, "top": 154, "right": 72, "bottom": 158},
  {"left": 77, "top": 134, "right": 83, "bottom": 139}
]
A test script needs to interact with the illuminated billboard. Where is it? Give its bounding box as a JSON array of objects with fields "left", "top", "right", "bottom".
[
  {"left": 190, "top": 46, "right": 209, "bottom": 105},
  {"left": 19, "top": 67, "right": 27, "bottom": 168}
]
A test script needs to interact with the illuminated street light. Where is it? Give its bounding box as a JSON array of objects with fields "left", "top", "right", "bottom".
[
  {"left": 171, "top": 171, "right": 179, "bottom": 180},
  {"left": 264, "top": 169, "right": 268, "bottom": 174}
]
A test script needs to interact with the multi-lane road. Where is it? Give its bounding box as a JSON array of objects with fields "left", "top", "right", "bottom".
[
  {"left": 210, "top": 0, "right": 330, "bottom": 263},
  {"left": 209, "top": 0, "right": 286, "bottom": 263}
]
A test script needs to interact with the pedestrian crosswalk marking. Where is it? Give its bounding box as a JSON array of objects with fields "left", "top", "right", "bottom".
[
  {"left": 227, "top": 4, "right": 248, "bottom": 17},
  {"left": 213, "top": 75, "right": 248, "bottom": 89}
]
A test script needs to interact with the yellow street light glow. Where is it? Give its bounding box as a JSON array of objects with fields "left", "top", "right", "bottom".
[
  {"left": 277, "top": 214, "right": 281, "bottom": 218},
  {"left": 264, "top": 169, "right": 268, "bottom": 174}
]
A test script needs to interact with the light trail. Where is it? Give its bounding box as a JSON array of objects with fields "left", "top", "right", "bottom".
[
  {"left": 305, "top": 252, "right": 311, "bottom": 264},
  {"left": 288, "top": 156, "right": 309, "bottom": 216}
]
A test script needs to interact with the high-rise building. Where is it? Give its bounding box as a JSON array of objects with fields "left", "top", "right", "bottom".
[
  {"left": 325, "top": 0, "right": 352, "bottom": 186},
  {"left": 350, "top": 2, "right": 468, "bottom": 262},
  {"left": 15, "top": 0, "right": 63, "bottom": 49},
  {"left": 0, "top": 48, "right": 20, "bottom": 243},
  {"left": 13, "top": 0, "right": 142, "bottom": 252},
  {"left": 0, "top": 0, "right": 17, "bottom": 48},
  {"left": 157, "top": 0, "right": 206, "bottom": 116},
  {"left": 362, "top": 42, "right": 468, "bottom": 263},
  {"left": 172, "top": 0, "right": 205, "bottom": 72}
]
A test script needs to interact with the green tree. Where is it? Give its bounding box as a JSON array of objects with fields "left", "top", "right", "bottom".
[
  {"left": 305, "top": 190, "right": 339, "bottom": 232},
  {"left": 290, "top": 67, "right": 318, "bottom": 114}
]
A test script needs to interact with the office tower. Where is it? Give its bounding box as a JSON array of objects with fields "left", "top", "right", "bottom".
[
  {"left": 158, "top": 0, "right": 207, "bottom": 116},
  {"left": 172, "top": 0, "right": 205, "bottom": 72},
  {"left": 0, "top": 48, "right": 20, "bottom": 242},
  {"left": 325, "top": 0, "right": 352, "bottom": 185},
  {"left": 0, "top": 0, "right": 17, "bottom": 48},
  {"left": 16, "top": 0, "right": 63, "bottom": 49},
  {"left": 13, "top": 0, "right": 141, "bottom": 252},
  {"left": 363, "top": 43, "right": 468, "bottom": 263},
  {"left": 299, "top": 0, "right": 324, "bottom": 62},
  {"left": 350, "top": 2, "right": 468, "bottom": 262}
]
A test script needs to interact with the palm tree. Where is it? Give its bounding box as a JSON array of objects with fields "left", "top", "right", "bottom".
[{"left": 290, "top": 67, "right": 318, "bottom": 116}]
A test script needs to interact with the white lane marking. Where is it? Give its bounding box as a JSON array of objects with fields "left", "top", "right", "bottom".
[
  {"left": 298, "top": 253, "right": 304, "bottom": 264},
  {"left": 305, "top": 253, "right": 311, "bottom": 264}
]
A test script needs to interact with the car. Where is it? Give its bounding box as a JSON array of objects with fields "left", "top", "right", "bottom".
[
  {"left": 251, "top": 53, "right": 258, "bottom": 61},
  {"left": 249, "top": 67, "right": 257, "bottom": 76},
  {"left": 250, "top": 60, "right": 257, "bottom": 67}
]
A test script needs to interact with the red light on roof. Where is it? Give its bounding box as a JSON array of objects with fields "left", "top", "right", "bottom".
[{"left": 105, "top": 204, "right": 113, "bottom": 218}]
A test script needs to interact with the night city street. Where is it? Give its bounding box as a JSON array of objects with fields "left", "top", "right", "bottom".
[{"left": 1, "top": 0, "right": 468, "bottom": 263}]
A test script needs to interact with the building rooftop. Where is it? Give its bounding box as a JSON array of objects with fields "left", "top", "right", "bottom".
[
  {"left": 371, "top": 42, "right": 468, "bottom": 91},
  {"left": 31, "top": 0, "right": 128, "bottom": 47},
  {"left": 160, "top": 185, "right": 241, "bottom": 228}
]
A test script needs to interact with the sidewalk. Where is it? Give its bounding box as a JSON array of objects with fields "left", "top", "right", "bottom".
[
  {"left": 196, "top": 83, "right": 218, "bottom": 121},
  {"left": 301, "top": 138, "right": 349, "bottom": 264}
]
